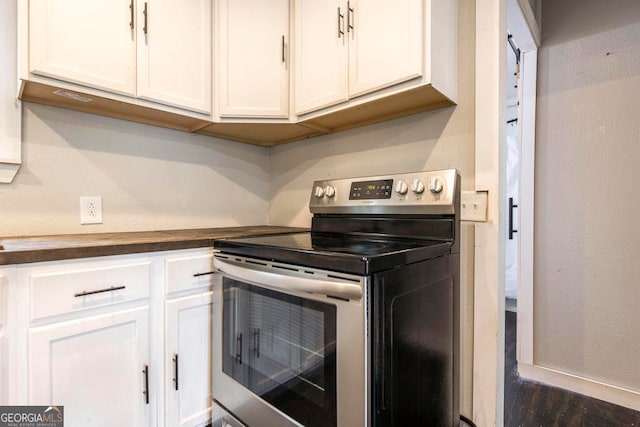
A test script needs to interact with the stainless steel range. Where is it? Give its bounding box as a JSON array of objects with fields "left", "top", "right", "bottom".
[{"left": 212, "top": 169, "right": 461, "bottom": 427}]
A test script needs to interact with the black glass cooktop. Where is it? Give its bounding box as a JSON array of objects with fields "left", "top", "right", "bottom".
[{"left": 214, "top": 232, "right": 452, "bottom": 275}]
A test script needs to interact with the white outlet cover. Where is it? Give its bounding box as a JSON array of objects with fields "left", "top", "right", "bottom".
[{"left": 80, "top": 196, "right": 103, "bottom": 224}]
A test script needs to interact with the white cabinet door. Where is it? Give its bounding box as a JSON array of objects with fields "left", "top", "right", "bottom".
[
  {"left": 29, "top": 0, "right": 136, "bottom": 96},
  {"left": 165, "top": 292, "right": 213, "bottom": 427},
  {"left": 137, "top": 0, "right": 212, "bottom": 113},
  {"left": 0, "top": 331, "right": 4, "bottom": 405},
  {"left": 29, "top": 307, "right": 151, "bottom": 426},
  {"left": 294, "top": 0, "right": 348, "bottom": 115},
  {"left": 0, "top": 270, "right": 5, "bottom": 405},
  {"left": 347, "top": 0, "right": 423, "bottom": 97},
  {"left": 218, "top": 0, "right": 289, "bottom": 118}
]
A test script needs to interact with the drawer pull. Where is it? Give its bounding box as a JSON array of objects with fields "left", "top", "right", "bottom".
[
  {"left": 74, "top": 285, "right": 126, "bottom": 298},
  {"left": 193, "top": 271, "right": 215, "bottom": 277}
]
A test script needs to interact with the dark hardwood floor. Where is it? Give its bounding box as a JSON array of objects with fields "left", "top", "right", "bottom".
[{"left": 504, "top": 311, "right": 640, "bottom": 427}]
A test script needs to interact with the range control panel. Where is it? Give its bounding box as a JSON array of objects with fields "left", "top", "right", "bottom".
[
  {"left": 309, "top": 169, "right": 459, "bottom": 215},
  {"left": 349, "top": 179, "right": 393, "bottom": 200}
]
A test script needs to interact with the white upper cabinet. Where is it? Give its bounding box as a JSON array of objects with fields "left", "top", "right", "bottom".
[
  {"left": 217, "top": 0, "right": 289, "bottom": 118},
  {"left": 137, "top": 0, "right": 212, "bottom": 113},
  {"left": 294, "top": 0, "right": 348, "bottom": 115},
  {"left": 29, "top": 0, "right": 137, "bottom": 96},
  {"left": 347, "top": 0, "right": 423, "bottom": 97},
  {"left": 295, "top": 0, "right": 423, "bottom": 115},
  {"left": 28, "top": 0, "right": 212, "bottom": 114},
  {"left": 21, "top": 0, "right": 456, "bottom": 145}
]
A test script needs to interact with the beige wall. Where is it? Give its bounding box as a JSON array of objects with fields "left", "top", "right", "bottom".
[
  {"left": 268, "top": 0, "right": 476, "bottom": 415},
  {"left": 535, "top": 0, "right": 640, "bottom": 391},
  {"left": 0, "top": 103, "right": 270, "bottom": 237}
]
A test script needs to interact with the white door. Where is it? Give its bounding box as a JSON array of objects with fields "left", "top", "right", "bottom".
[
  {"left": 347, "top": 0, "right": 422, "bottom": 98},
  {"left": 505, "top": 0, "right": 539, "bottom": 368},
  {"left": 29, "top": 307, "right": 151, "bottom": 426},
  {"left": 294, "top": 0, "right": 348, "bottom": 115},
  {"left": 137, "top": 0, "right": 212, "bottom": 113},
  {"left": 505, "top": 43, "right": 520, "bottom": 304},
  {"left": 29, "top": 0, "right": 136, "bottom": 96},
  {"left": 165, "top": 292, "right": 213, "bottom": 427},
  {"left": 217, "top": 0, "right": 289, "bottom": 118}
]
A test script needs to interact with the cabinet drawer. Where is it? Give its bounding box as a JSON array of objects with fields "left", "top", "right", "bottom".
[
  {"left": 29, "top": 262, "right": 152, "bottom": 321},
  {"left": 165, "top": 251, "right": 215, "bottom": 295}
]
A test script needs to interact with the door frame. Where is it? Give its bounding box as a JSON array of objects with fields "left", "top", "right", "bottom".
[{"left": 473, "top": 0, "right": 539, "bottom": 424}]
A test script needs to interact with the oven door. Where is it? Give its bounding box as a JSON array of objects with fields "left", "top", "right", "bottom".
[{"left": 213, "top": 254, "right": 368, "bottom": 427}]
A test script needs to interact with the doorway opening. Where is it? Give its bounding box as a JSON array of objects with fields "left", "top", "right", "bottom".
[{"left": 504, "top": 0, "right": 539, "bottom": 424}]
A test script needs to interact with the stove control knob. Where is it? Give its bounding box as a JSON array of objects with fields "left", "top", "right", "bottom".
[
  {"left": 395, "top": 180, "right": 408, "bottom": 195},
  {"left": 325, "top": 185, "right": 336, "bottom": 198},
  {"left": 429, "top": 177, "right": 444, "bottom": 194},
  {"left": 411, "top": 179, "right": 425, "bottom": 194},
  {"left": 314, "top": 186, "right": 325, "bottom": 198}
]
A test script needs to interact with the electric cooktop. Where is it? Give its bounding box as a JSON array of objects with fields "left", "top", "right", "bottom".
[{"left": 213, "top": 232, "right": 451, "bottom": 275}]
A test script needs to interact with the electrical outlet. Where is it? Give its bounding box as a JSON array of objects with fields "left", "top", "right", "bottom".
[
  {"left": 461, "top": 191, "right": 488, "bottom": 222},
  {"left": 80, "top": 196, "right": 103, "bottom": 224}
]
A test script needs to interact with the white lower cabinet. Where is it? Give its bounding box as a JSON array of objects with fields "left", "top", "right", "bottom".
[
  {"left": 0, "top": 267, "right": 11, "bottom": 405},
  {"left": 29, "top": 307, "right": 151, "bottom": 426},
  {"left": 165, "top": 292, "right": 213, "bottom": 427},
  {"left": 16, "top": 255, "right": 156, "bottom": 425},
  {"left": 0, "top": 330, "right": 4, "bottom": 405},
  {"left": 4, "top": 248, "right": 216, "bottom": 426},
  {"left": 163, "top": 249, "right": 215, "bottom": 427}
]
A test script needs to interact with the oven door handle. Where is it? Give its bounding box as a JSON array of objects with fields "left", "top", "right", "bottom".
[{"left": 214, "top": 257, "right": 363, "bottom": 301}]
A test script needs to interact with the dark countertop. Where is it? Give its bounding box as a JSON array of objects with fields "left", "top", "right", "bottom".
[{"left": 0, "top": 226, "right": 307, "bottom": 265}]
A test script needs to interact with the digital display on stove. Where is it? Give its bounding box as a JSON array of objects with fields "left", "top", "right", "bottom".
[{"left": 349, "top": 179, "right": 393, "bottom": 200}]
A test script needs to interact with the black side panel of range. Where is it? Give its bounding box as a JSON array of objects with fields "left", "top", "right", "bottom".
[{"left": 372, "top": 254, "right": 460, "bottom": 427}]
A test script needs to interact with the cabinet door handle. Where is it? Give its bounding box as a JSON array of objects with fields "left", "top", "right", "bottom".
[
  {"left": 74, "top": 285, "right": 125, "bottom": 298},
  {"left": 172, "top": 354, "right": 179, "bottom": 391},
  {"left": 281, "top": 35, "right": 285, "bottom": 63},
  {"left": 143, "top": 2, "right": 148, "bottom": 36},
  {"left": 129, "top": 0, "right": 134, "bottom": 30},
  {"left": 142, "top": 365, "right": 149, "bottom": 404},
  {"left": 347, "top": 1, "right": 354, "bottom": 33},
  {"left": 193, "top": 271, "right": 215, "bottom": 277},
  {"left": 337, "top": 7, "right": 345, "bottom": 38}
]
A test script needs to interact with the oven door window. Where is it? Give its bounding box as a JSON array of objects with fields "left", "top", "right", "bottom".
[{"left": 223, "top": 278, "right": 337, "bottom": 427}]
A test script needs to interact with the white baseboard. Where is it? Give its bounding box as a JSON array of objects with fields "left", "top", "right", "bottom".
[{"left": 518, "top": 362, "right": 640, "bottom": 412}]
